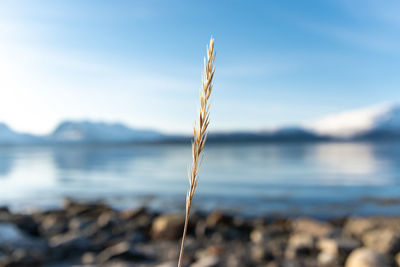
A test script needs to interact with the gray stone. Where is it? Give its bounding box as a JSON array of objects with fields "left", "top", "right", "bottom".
[
  {"left": 151, "top": 213, "right": 185, "bottom": 240},
  {"left": 250, "top": 225, "right": 289, "bottom": 245},
  {"left": 191, "top": 255, "right": 220, "bottom": 267},
  {"left": 251, "top": 245, "right": 273, "bottom": 263},
  {"left": 285, "top": 233, "right": 315, "bottom": 259},
  {"left": 317, "top": 237, "right": 360, "bottom": 266},
  {"left": 345, "top": 247, "right": 391, "bottom": 267},
  {"left": 81, "top": 252, "right": 96, "bottom": 264},
  {"left": 96, "top": 241, "right": 148, "bottom": 264},
  {"left": 10, "top": 214, "right": 39, "bottom": 236},
  {"left": 362, "top": 228, "right": 400, "bottom": 255},
  {"left": 97, "top": 211, "right": 118, "bottom": 229},
  {"left": 395, "top": 252, "right": 400, "bottom": 266},
  {"left": 226, "top": 254, "right": 244, "bottom": 267},
  {"left": 155, "top": 262, "right": 175, "bottom": 267},
  {"left": 119, "top": 207, "right": 147, "bottom": 221},
  {"left": 250, "top": 228, "right": 269, "bottom": 244},
  {"left": 63, "top": 198, "right": 112, "bottom": 218},
  {"left": 343, "top": 218, "right": 379, "bottom": 239},
  {"left": 50, "top": 231, "right": 91, "bottom": 252},
  {"left": 292, "top": 217, "right": 336, "bottom": 238},
  {"left": 318, "top": 250, "right": 339, "bottom": 266},
  {"left": 68, "top": 217, "right": 92, "bottom": 232},
  {"left": 206, "top": 211, "right": 232, "bottom": 227},
  {"left": 10, "top": 249, "right": 43, "bottom": 266},
  {"left": 39, "top": 214, "right": 68, "bottom": 237},
  {"left": 318, "top": 237, "right": 361, "bottom": 256}
]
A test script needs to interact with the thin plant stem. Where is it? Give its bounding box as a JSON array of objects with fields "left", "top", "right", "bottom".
[
  {"left": 177, "top": 37, "right": 215, "bottom": 267},
  {"left": 177, "top": 205, "right": 190, "bottom": 267}
]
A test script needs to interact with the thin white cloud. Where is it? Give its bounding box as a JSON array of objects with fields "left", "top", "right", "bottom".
[
  {"left": 323, "top": 26, "right": 399, "bottom": 54},
  {"left": 298, "top": 20, "right": 400, "bottom": 54},
  {"left": 337, "top": 0, "right": 400, "bottom": 28},
  {"left": 293, "top": 1, "right": 400, "bottom": 54}
]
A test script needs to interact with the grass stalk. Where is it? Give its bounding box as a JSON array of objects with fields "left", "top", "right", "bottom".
[{"left": 177, "top": 37, "right": 215, "bottom": 267}]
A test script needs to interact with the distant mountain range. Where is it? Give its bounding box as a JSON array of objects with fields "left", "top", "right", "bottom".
[
  {"left": 51, "top": 121, "right": 164, "bottom": 143},
  {"left": 0, "top": 121, "right": 165, "bottom": 145},
  {"left": 0, "top": 123, "right": 41, "bottom": 145},
  {"left": 0, "top": 104, "right": 399, "bottom": 145}
]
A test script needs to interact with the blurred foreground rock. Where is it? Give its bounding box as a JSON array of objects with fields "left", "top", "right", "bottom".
[
  {"left": 0, "top": 200, "right": 399, "bottom": 266},
  {"left": 345, "top": 247, "right": 391, "bottom": 267}
]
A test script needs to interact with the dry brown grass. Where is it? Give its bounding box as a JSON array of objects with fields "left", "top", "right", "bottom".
[{"left": 177, "top": 37, "right": 215, "bottom": 267}]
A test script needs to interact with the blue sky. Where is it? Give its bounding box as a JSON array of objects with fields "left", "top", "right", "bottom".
[{"left": 1, "top": 0, "right": 400, "bottom": 134}]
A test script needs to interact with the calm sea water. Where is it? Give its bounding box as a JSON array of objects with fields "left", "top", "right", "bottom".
[{"left": 0, "top": 142, "right": 399, "bottom": 218}]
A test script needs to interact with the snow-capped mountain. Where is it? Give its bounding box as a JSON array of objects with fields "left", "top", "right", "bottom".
[
  {"left": 306, "top": 103, "right": 400, "bottom": 139},
  {"left": 50, "top": 121, "right": 164, "bottom": 143},
  {"left": 0, "top": 123, "right": 40, "bottom": 144}
]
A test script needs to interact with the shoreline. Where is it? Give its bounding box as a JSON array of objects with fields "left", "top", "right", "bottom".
[
  {"left": 0, "top": 199, "right": 399, "bottom": 266},
  {"left": 3, "top": 193, "right": 400, "bottom": 221}
]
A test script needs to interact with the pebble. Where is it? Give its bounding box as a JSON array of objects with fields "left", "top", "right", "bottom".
[
  {"left": 285, "top": 233, "right": 315, "bottom": 259},
  {"left": 0, "top": 200, "right": 399, "bottom": 267},
  {"left": 345, "top": 247, "right": 391, "bottom": 267},
  {"left": 362, "top": 228, "right": 400, "bottom": 255},
  {"left": 191, "top": 255, "right": 220, "bottom": 267},
  {"left": 151, "top": 213, "right": 185, "bottom": 240},
  {"left": 96, "top": 241, "right": 148, "bottom": 264}
]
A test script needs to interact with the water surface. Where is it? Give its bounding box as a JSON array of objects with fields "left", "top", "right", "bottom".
[{"left": 0, "top": 142, "right": 399, "bottom": 218}]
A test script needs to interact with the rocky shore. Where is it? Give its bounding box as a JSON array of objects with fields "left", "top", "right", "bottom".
[{"left": 0, "top": 199, "right": 399, "bottom": 267}]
